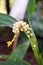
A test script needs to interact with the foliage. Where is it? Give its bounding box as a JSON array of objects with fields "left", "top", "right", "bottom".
[
  {"left": 25, "top": 0, "right": 35, "bottom": 18},
  {"left": 0, "top": 0, "right": 43, "bottom": 65},
  {"left": 0, "top": 59, "right": 30, "bottom": 65}
]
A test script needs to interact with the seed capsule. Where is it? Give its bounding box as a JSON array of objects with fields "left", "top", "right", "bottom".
[
  {"left": 27, "top": 35, "right": 30, "bottom": 38},
  {"left": 33, "top": 45, "right": 36, "bottom": 48},
  {"left": 26, "top": 24, "right": 29, "bottom": 29},
  {"left": 30, "top": 33, "right": 33, "bottom": 37},
  {"left": 12, "top": 30, "right": 16, "bottom": 33},
  {"left": 28, "top": 28, "right": 32, "bottom": 30},
  {"left": 26, "top": 31, "right": 30, "bottom": 34},
  {"left": 20, "top": 28, "right": 23, "bottom": 31}
]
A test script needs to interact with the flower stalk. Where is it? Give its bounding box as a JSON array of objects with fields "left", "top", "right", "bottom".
[{"left": 26, "top": 18, "right": 43, "bottom": 65}]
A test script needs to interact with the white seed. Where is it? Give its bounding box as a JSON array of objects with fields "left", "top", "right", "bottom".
[
  {"left": 20, "top": 28, "right": 23, "bottom": 31},
  {"left": 12, "top": 30, "right": 16, "bottom": 33},
  {"left": 16, "top": 22, "right": 19, "bottom": 26},
  {"left": 26, "top": 24, "right": 29, "bottom": 29},
  {"left": 28, "top": 28, "right": 32, "bottom": 30},
  {"left": 13, "top": 23, "right": 16, "bottom": 27},
  {"left": 16, "top": 22, "right": 18, "bottom": 24},
  {"left": 16, "top": 28, "right": 19, "bottom": 32},
  {"left": 26, "top": 24, "right": 29, "bottom": 26},
  {"left": 30, "top": 33, "right": 33, "bottom": 36},
  {"left": 27, "top": 35, "right": 30, "bottom": 38},
  {"left": 27, "top": 31, "right": 30, "bottom": 34},
  {"left": 17, "top": 30, "right": 19, "bottom": 33},
  {"left": 16, "top": 28, "right": 18, "bottom": 30},
  {"left": 13, "top": 27, "right": 16, "bottom": 30},
  {"left": 23, "top": 22, "right": 26, "bottom": 25},
  {"left": 18, "top": 21, "right": 21, "bottom": 24},
  {"left": 23, "top": 26, "right": 27, "bottom": 31},
  {"left": 25, "top": 28, "right": 27, "bottom": 31},
  {"left": 33, "top": 45, "right": 36, "bottom": 48},
  {"left": 19, "top": 21, "right": 23, "bottom": 26},
  {"left": 23, "top": 26, "right": 28, "bottom": 31}
]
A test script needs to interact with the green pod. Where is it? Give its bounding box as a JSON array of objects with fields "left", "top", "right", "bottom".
[{"left": 26, "top": 18, "right": 43, "bottom": 65}]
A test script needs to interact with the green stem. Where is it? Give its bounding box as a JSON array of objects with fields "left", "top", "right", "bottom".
[{"left": 26, "top": 18, "right": 43, "bottom": 65}]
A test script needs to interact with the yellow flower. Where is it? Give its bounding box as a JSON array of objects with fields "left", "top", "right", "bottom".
[{"left": 7, "top": 34, "right": 16, "bottom": 47}]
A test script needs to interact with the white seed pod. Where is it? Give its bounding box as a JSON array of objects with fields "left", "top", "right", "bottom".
[
  {"left": 20, "top": 28, "right": 23, "bottom": 31},
  {"left": 30, "top": 33, "right": 33, "bottom": 36},
  {"left": 13, "top": 23, "right": 16, "bottom": 27},
  {"left": 27, "top": 35, "right": 30, "bottom": 38},
  {"left": 23, "top": 26, "right": 27, "bottom": 31},
  {"left": 33, "top": 45, "right": 36, "bottom": 48},
  {"left": 13, "top": 26, "right": 16, "bottom": 30},
  {"left": 23, "top": 22, "right": 26, "bottom": 25},
  {"left": 26, "top": 31, "right": 30, "bottom": 34},
  {"left": 28, "top": 27, "right": 32, "bottom": 30},
  {"left": 16, "top": 22, "right": 19, "bottom": 26},
  {"left": 15, "top": 22, "right": 18, "bottom": 24},
  {"left": 18, "top": 21, "right": 22, "bottom": 25},
  {"left": 15, "top": 28, "right": 19, "bottom": 31},
  {"left": 12, "top": 29, "right": 16, "bottom": 33},
  {"left": 25, "top": 24, "right": 29, "bottom": 29},
  {"left": 22, "top": 22, "right": 26, "bottom": 26},
  {"left": 17, "top": 30, "right": 19, "bottom": 33},
  {"left": 19, "top": 21, "right": 25, "bottom": 26}
]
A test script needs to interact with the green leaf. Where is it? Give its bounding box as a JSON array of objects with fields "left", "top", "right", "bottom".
[
  {"left": 7, "top": 60, "right": 30, "bottom": 65},
  {"left": 0, "top": 13, "right": 17, "bottom": 28},
  {"left": 0, "top": 59, "right": 30, "bottom": 65},
  {"left": 26, "top": 0, "right": 35, "bottom": 18}
]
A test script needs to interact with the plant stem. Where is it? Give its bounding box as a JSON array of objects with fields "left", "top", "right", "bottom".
[{"left": 25, "top": 18, "right": 43, "bottom": 65}]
